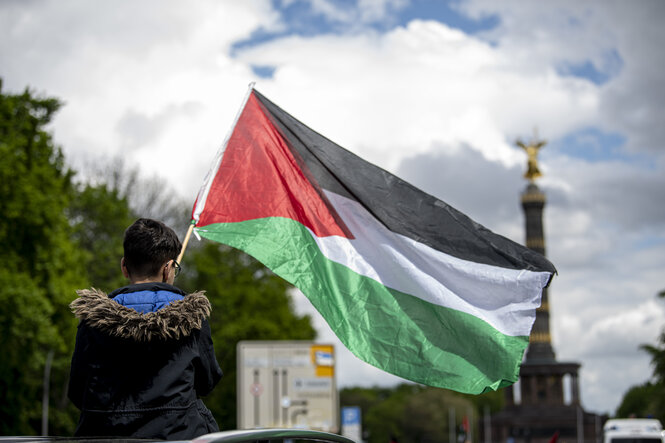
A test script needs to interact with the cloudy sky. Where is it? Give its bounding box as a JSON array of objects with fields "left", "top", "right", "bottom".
[{"left": 2, "top": 0, "right": 664, "bottom": 416}]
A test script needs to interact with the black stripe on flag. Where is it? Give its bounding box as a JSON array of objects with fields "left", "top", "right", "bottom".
[{"left": 253, "top": 90, "right": 556, "bottom": 274}]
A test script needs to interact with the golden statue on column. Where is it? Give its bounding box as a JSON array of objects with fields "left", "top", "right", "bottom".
[{"left": 516, "top": 131, "right": 547, "bottom": 182}]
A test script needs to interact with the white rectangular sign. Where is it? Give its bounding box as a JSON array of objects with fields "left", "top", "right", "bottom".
[{"left": 237, "top": 341, "right": 338, "bottom": 432}]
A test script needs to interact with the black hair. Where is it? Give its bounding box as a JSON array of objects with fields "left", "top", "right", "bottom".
[{"left": 123, "top": 218, "right": 182, "bottom": 279}]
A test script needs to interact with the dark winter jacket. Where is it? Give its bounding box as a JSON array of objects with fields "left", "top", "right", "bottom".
[{"left": 68, "top": 282, "right": 223, "bottom": 440}]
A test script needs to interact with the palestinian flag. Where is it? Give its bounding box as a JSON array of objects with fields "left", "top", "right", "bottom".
[{"left": 191, "top": 87, "right": 556, "bottom": 394}]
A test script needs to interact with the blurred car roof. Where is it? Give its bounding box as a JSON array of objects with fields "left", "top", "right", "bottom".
[{"left": 0, "top": 428, "right": 356, "bottom": 443}]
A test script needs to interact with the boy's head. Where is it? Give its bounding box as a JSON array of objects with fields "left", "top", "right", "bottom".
[{"left": 122, "top": 218, "right": 182, "bottom": 281}]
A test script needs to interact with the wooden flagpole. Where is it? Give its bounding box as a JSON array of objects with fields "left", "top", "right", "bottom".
[
  {"left": 178, "top": 83, "right": 256, "bottom": 265},
  {"left": 177, "top": 221, "right": 195, "bottom": 264}
]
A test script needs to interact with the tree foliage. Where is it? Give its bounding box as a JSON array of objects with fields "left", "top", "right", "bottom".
[
  {"left": 616, "top": 290, "right": 665, "bottom": 422},
  {"left": 178, "top": 242, "right": 317, "bottom": 430},
  {"left": 69, "top": 183, "right": 135, "bottom": 292},
  {"left": 641, "top": 290, "right": 665, "bottom": 384},
  {"left": 340, "top": 384, "right": 496, "bottom": 443},
  {"left": 69, "top": 158, "right": 191, "bottom": 293},
  {"left": 615, "top": 383, "right": 660, "bottom": 419},
  {"left": 74, "top": 156, "right": 191, "bottom": 237},
  {"left": 0, "top": 82, "right": 85, "bottom": 434}
]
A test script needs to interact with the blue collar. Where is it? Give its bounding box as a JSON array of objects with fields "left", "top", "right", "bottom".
[{"left": 109, "top": 282, "right": 186, "bottom": 298}]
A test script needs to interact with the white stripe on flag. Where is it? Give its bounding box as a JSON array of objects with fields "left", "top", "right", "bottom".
[{"left": 308, "top": 191, "right": 550, "bottom": 337}]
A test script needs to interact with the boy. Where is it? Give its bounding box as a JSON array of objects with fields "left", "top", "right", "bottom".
[{"left": 68, "top": 218, "right": 222, "bottom": 439}]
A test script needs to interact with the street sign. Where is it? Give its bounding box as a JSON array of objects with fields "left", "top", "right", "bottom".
[
  {"left": 237, "top": 341, "right": 338, "bottom": 432},
  {"left": 341, "top": 406, "right": 362, "bottom": 442}
]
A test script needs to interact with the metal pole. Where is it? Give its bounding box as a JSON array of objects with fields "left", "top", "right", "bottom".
[
  {"left": 282, "top": 369, "right": 288, "bottom": 426},
  {"left": 577, "top": 405, "right": 584, "bottom": 443},
  {"left": 449, "top": 407, "right": 456, "bottom": 443},
  {"left": 41, "top": 349, "right": 54, "bottom": 436},
  {"left": 273, "top": 370, "right": 279, "bottom": 426},
  {"left": 253, "top": 369, "right": 260, "bottom": 427},
  {"left": 468, "top": 406, "right": 474, "bottom": 443},
  {"left": 484, "top": 405, "right": 491, "bottom": 443}
]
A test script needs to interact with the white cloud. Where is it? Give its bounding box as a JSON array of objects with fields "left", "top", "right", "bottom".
[
  {"left": 1, "top": 0, "right": 282, "bottom": 199},
  {"left": 292, "top": 0, "right": 408, "bottom": 27},
  {"left": 236, "top": 18, "right": 601, "bottom": 173},
  {"left": 459, "top": 0, "right": 665, "bottom": 156},
  {"left": 554, "top": 299, "right": 663, "bottom": 414},
  {"left": 357, "top": 0, "right": 408, "bottom": 23}
]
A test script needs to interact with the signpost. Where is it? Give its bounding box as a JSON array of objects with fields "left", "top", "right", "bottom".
[
  {"left": 341, "top": 406, "right": 362, "bottom": 442},
  {"left": 237, "top": 341, "right": 338, "bottom": 432}
]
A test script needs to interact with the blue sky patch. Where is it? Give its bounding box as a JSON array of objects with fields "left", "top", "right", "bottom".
[
  {"left": 549, "top": 127, "right": 641, "bottom": 164},
  {"left": 632, "top": 234, "right": 665, "bottom": 251},
  {"left": 231, "top": 1, "right": 337, "bottom": 54},
  {"left": 394, "top": 0, "right": 499, "bottom": 34},
  {"left": 232, "top": 0, "right": 499, "bottom": 53},
  {"left": 251, "top": 65, "right": 277, "bottom": 79},
  {"left": 557, "top": 49, "right": 623, "bottom": 85}
]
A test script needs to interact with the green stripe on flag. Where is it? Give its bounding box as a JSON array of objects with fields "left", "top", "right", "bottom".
[{"left": 197, "top": 217, "right": 529, "bottom": 394}]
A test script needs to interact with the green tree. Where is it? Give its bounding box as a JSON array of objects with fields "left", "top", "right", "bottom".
[
  {"left": 341, "top": 384, "right": 479, "bottom": 443},
  {"left": 616, "top": 290, "right": 665, "bottom": 422},
  {"left": 364, "top": 384, "right": 412, "bottom": 443},
  {"left": 340, "top": 386, "right": 392, "bottom": 424},
  {"left": 178, "top": 242, "right": 317, "bottom": 430},
  {"left": 615, "top": 383, "right": 659, "bottom": 419},
  {"left": 69, "top": 183, "right": 135, "bottom": 292},
  {"left": 636, "top": 290, "right": 665, "bottom": 421},
  {"left": 70, "top": 157, "right": 191, "bottom": 292},
  {"left": 0, "top": 81, "right": 86, "bottom": 435},
  {"left": 341, "top": 386, "right": 397, "bottom": 442},
  {"left": 75, "top": 156, "right": 191, "bottom": 236},
  {"left": 402, "top": 387, "right": 477, "bottom": 443}
]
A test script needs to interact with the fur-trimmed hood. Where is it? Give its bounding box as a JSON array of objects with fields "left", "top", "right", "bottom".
[{"left": 70, "top": 288, "right": 211, "bottom": 342}]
